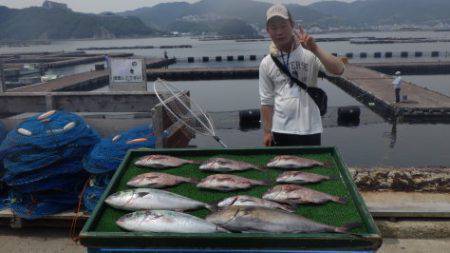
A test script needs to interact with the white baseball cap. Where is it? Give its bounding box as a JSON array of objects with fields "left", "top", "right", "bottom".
[
  {"left": 266, "top": 4, "right": 290, "bottom": 22},
  {"left": 395, "top": 71, "right": 401, "bottom": 75}
]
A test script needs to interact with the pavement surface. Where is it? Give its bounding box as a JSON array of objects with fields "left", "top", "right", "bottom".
[{"left": 1, "top": 227, "right": 450, "bottom": 253}]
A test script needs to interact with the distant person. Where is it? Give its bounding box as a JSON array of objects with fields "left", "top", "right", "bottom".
[
  {"left": 259, "top": 4, "right": 345, "bottom": 146},
  {"left": 163, "top": 51, "right": 169, "bottom": 69},
  {"left": 392, "top": 71, "right": 403, "bottom": 103}
]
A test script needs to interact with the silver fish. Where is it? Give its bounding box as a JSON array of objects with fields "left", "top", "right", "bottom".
[
  {"left": 127, "top": 172, "right": 199, "bottom": 188},
  {"left": 218, "top": 195, "right": 295, "bottom": 212},
  {"left": 117, "top": 210, "right": 229, "bottom": 233},
  {"left": 206, "top": 206, "right": 359, "bottom": 234},
  {"left": 105, "top": 188, "right": 214, "bottom": 211},
  {"left": 199, "top": 158, "right": 264, "bottom": 172},
  {"left": 135, "top": 155, "right": 198, "bottom": 169},
  {"left": 266, "top": 155, "right": 324, "bottom": 169},
  {"left": 197, "top": 174, "right": 268, "bottom": 192},
  {"left": 276, "top": 171, "right": 332, "bottom": 184},
  {"left": 262, "top": 184, "right": 346, "bottom": 205}
]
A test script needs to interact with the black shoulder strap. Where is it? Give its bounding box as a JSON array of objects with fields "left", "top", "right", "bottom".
[{"left": 270, "top": 54, "right": 308, "bottom": 91}]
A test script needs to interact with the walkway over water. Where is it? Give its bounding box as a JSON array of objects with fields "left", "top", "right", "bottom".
[
  {"left": 7, "top": 61, "right": 450, "bottom": 121},
  {"left": 8, "top": 58, "right": 175, "bottom": 92},
  {"left": 9, "top": 70, "right": 108, "bottom": 92},
  {"left": 328, "top": 64, "right": 450, "bottom": 120}
]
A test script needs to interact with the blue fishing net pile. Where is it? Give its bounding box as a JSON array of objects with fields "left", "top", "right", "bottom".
[
  {"left": 83, "top": 125, "right": 156, "bottom": 213},
  {"left": 0, "top": 111, "right": 100, "bottom": 219}
]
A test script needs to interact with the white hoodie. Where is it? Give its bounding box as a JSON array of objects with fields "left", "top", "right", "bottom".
[{"left": 259, "top": 44, "right": 339, "bottom": 135}]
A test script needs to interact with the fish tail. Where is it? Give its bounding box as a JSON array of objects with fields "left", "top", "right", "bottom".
[
  {"left": 279, "top": 202, "right": 297, "bottom": 213},
  {"left": 205, "top": 203, "right": 218, "bottom": 212},
  {"left": 188, "top": 177, "right": 200, "bottom": 184},
  {"left": 258, "top": 179, "right": 272, "bottom": 186},
  {"left": 328, "top": 175, "right": 339, "bottom": 181},
  {"left": 323, "top": 161, "right": 333, "bottom": 168},
  {"left": 189, "top": 160, "right": 202, "bottom": 165},
  {"left": 333, "top": 196, "right": 347, "bottom": 204},
  {"left": 216, "top": 226, "right": 231, "bottom": 233},
  {"left": 255, "top": 165, "right": 268, "bottom": 172},
  {"left": 335, "top": 222, "right": 362, "bottom": 235}
]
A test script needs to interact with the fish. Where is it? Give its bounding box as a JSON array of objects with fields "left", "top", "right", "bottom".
[
  {"left": 134, "top": 155, "right": 198, "bottom": 169},
  {"left": 266, "top": 155, "right": 325, "bottom": 169},
  {"left": 199, "top": 157, "right": 264, "bottom": 172},
  {"left": 276, "top": 171, "right": 332, "bottom": 184},
  {"left": 117, "top": 210, "right": 229, "bottom": 233},
  {"left": 206, "top": 206, "right": 360, "bottom": 234},
  {"left": 197, "top": 174, "right": 268, "bottom": 192},
  {"left": 262, "top": 184, "right": 347, "bottom": 205},
  {"left": 218, "top": 195, "right": 296, "bottom": 213},
  {"left": 127, "top": 172, "right": 199, "bottom": 188},
  {"left": 105, "top": 188, "right": 214, "bottom": 211}
]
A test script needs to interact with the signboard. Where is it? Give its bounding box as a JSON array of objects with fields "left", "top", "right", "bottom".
[{"left": 109, "top": 58, "right": 147, "bottom": 91}]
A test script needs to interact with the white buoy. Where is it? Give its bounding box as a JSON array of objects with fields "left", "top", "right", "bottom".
[
  {"left": 38, "top": 110, "right": 56, "bottom": 121},
  {"left": 126, "top": 138, "right": 148, "bottom": 145},
  {"left": 17, "top": 128, "right": 32, "bottom": 136},
  {"left": 63, "top": 122, "right": 76, "bottom": 132},
  {"left": 112, "top": 135, "right": 121, "bottom": 142}
]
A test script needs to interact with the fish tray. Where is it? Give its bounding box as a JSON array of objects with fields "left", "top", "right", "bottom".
[{"left": 80, "top": 147, "right": 382, "bottom": 252}]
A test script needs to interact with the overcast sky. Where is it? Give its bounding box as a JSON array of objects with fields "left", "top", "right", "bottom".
[{"left": 0, "top": 0, "right": 355, "bottom": 13}]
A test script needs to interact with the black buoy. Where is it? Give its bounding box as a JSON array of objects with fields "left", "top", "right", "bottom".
[
  {"left": 95, "top": 64, "right": 105, "bottom": 70},
  {"left": 337, "top": 106, "right": 361, "bottom": 127},
  {"left": 239, "top": 109, "right": 261, "bottom": 130}
]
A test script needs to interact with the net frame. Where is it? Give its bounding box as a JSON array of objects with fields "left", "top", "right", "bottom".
[{"left": 153, "top": 78, "right": 227, "bottom": 147}]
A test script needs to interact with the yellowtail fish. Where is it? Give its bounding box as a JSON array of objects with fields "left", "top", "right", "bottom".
[
  {"left": 206, "top": 206, "right": 360, "bottom": 234},
  {"left": 117, "top": 210, "right": 229, "bottom": 233},
  {"left": 105, "top": 188, "right": 215, "bottom": 211}
]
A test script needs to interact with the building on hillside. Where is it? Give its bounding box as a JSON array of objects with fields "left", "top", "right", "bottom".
[{"left": 42, "top": 1, "right": 69, "bottom": 10}]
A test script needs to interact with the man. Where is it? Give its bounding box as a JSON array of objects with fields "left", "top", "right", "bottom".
[
  {"left": 259, "top": 4, "right": 345, "bottom": 146},
  {"left": 392, "top": 71, "right": 402, "bottom": 103}
]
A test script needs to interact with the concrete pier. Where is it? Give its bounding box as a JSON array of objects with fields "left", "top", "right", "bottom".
[{"left": 326, "top": 64, "right": 450, "bottom": 121}]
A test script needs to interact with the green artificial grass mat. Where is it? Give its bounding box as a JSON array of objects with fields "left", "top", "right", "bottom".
[{"left": 93, "top": 152, "right": 369, "bottom": 235}]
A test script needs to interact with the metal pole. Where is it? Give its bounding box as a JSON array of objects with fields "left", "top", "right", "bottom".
[{"left": 0, "top": 60, "right": 5, "bottom": 93}]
